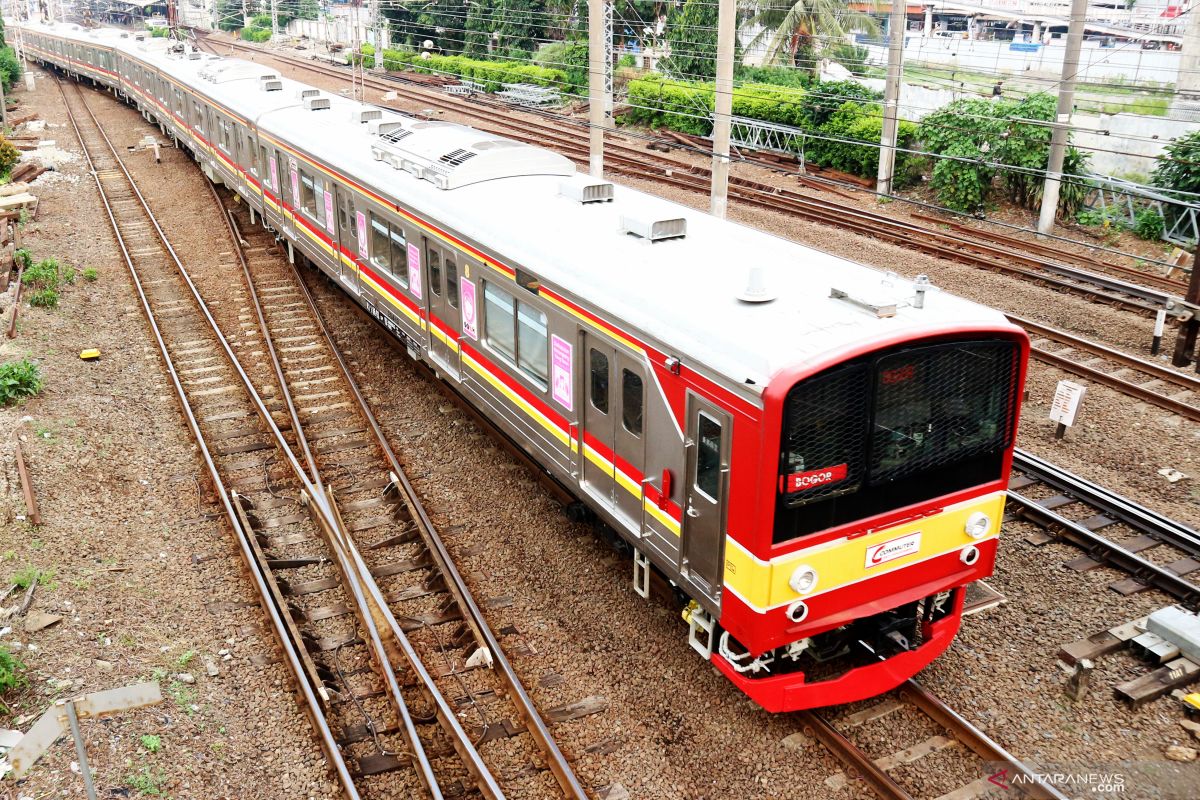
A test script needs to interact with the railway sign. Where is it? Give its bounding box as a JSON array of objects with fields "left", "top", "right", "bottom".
[
  {"left": 461, "top": 278, "right": 477, "bottom": 340},
  {"left": 1050, "top": 380, "right": 1087, "bottom": 437}
]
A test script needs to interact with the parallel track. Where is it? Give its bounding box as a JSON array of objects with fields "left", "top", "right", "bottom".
[
  {"left": 801, "top": 678, "right": 1067, "bottom": 800},
  {"left": 1010, "top": 314, "right": 1200, "bottom": 422},
  {"left": 61, "top": 75, "right": 585, "bottom": 798},
  {"left": 197, "top": 35, "right": 1188, "bottom": 318},
  {"left": 1008, "top": 449, "right": 1200, "bottom": 608}
]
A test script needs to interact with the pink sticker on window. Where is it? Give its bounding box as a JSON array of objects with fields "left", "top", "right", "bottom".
[
  {"left": 356, "top": 211, "right": 368, "bottom": 258},
  {"left": 324, "top": 191, "right": 335, "bottom": 234},
  {"left": 551, "top": 335, "right": 573, "bottom": 411},
  {"left": 268, "top": 156, "right": 278, "bottom": 192},
  {"left": 407, "top": 243, "right": 421, "bottom": 299},
  {"left": 460, "top": 278, "right": 477, "bottom": 340},
  {"left": 289, "top": 160, "right": 299, "bottom": 207}
]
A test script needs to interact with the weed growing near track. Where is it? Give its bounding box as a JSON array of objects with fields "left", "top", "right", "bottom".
[
  {"left": 0, "top": 643, "right": 27, "bottom": 711},
  {"left": 139, "top": 734, "right": 162, "bottom": 754},
  {"left": 83, "top": 267, "right": 98, "bottom": 281},
  {"left": 9, "top": 566, "right": 55, "bottom": 590},
  {"left": 0, "top": 358, "right": 43, "bottom": 405},
  {"left": 125, "top": 765, "right": 168, "bottom": 796}
]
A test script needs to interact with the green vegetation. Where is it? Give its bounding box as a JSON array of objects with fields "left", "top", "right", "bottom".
[
  {"left": 13, "top": 247, "right": 31, "bottom": 269},
  {"left": 83, "top": 267, "right": 99, "bottom": 282},
  {"left": 1152, "top": 130, "right": 1200, "bottom": 232},
  {"left": 27, "top": 287, "right": 58, "bottom": 308},
  {"left": 240, "top": 26, "right": 271, "bottom": 43},
  {"left": 0, "top": 643, "right": 27, "bottom": 712},
  {"left": 139, "top": 734, "right": 162, "bottom": 754},
  {"left": 742, "top": 0, "right": 878, "bottom": 74},
  {"left": 0, "top": 358, "right": 43, "bottom": 406},
  {"left": 1133, "top": 206, "right": 1165, "bottom": 240},
  {"left": 0, "top": 135, "right": 18, "bottom": 180},
  {"left": 0, "top": 46, "right": 21, "bottom": 93},
  {"left": 661, "top": 0, "right": 720, "bottom": 80},
  {"left": 9, "top": 566, "right": 55, "bottom": 589},
  {"left": 919, "top": 93, "right": 1090, "bottom": 215},
  {"left": 125, "top": 766, "right": 168, "bottom": 796}
]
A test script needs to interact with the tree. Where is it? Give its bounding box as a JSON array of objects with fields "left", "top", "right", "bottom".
[
  {"left": 662, "top": 0, "right": 719, "bottom": 80},
  {"left": 742, "top": 0, "right": 879, "bottom": 74},
  {"left": 1152, "top": 130, "right": 1200, "bottom": 232}
]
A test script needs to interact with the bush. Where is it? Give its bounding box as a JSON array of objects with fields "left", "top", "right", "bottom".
[
  {"left": 1152, "top": 130, "right": 1200, "bottom": 231},
  {"left": 240, "top": 26, "right": 271, "bottom": 43},
  {"left": 618, "top": 53, "right": 636, "bottom": 69},
  {"left": 83, "top": 267, "right": 98, "bottom": 282},
  {"left": 1133, "top": 206, "right": 1165, "bottom": 240},
  {"left": 28, "top": 287, "right": 58, "bottom": 308},
  {"left": 0, "top": 643, "right": 27, "bottom": 711},
  {"left": 22, "top": 258, "right": 66, "bottom": 290},
  {"left": 0, "top": 47, "right": 21, "bottom": 93},
  {"left": 0, "top": 358, "right": 43, "bottom": 405},
  {"left": 351, "top": 42, "right": 375, "bottom": 69},
  {"left": 0, "top": 135, "right": 18, "bottom": 179},
  {"left": 249, "top": 14, "right": 272, "bottom": 28},
  {"left": 148, "top": 27, "right": 170, "bottom": 38},
  {"left": 827, "top": 42, "right": 870, "bottom": 76},
  {"left": 13, "top": 247, "right": 31, "bottom": 269},
  {"left": 734, "top": 64, "right": 811, "bottom": 89}
]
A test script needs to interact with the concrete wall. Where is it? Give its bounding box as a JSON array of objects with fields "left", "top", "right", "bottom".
[{"left": 865, "top": 37, "right": 1182, "bottom": 85}]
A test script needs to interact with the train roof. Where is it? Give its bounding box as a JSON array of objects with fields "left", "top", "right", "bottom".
[{"left": 27, "top": 23, "right": 1015, "bottom": 397}]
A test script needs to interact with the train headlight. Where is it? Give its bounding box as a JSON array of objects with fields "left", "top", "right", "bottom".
[
  {"left": 960, "top": 545, "right": 981, "bottom": 566},
  {"left": 785, "top": 600, "right": 809, "bottom": 624},
  {"left": 788, "top": 565, "right": 818, "bottom": 595},
  {"left": 964, "top": 512, "right": 991, "bottom": 539}
]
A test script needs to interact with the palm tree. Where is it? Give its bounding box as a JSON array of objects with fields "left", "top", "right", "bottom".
[{"left": 742, "top": 0, "right": 880, "bottom": 72}]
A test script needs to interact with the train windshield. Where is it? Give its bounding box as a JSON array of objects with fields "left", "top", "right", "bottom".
[{"left": 774, "top": 339, "right": 1019, "bottom": 543}]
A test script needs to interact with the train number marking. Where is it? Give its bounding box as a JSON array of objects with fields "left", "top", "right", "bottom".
[
  {"left": 785, "top": 463, "right": 847, "bottom": 493},
  {"left": 864, "top": 532, "right": 922, "bottom": 568}
]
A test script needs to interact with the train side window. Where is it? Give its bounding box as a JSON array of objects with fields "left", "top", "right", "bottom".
[
  {"left": 429, "top": 249, "right": 442, "bottom": 297},
  {"left": 445, "top": 258, "right": 458, "bottom": 309},
  {"left": 300, "top": 172, "right": 318, "bottom": 219},
  {"left": 369, "top": 213, "right": 391, "bottom": 274},
  {"left": 483, "top": 282, "right": 516, "bottom": 361},
  {"left": 590, "top": 350, "right": 609, "bottom": 414},
  {"left": 516, "top": 303, "right": 548, "bottom": 386},
  {"left": 622, "top": 369, "right": 643, "bottom": 436},
  {"left": 695, "top": 412, "right": 723, "bottom": 501},
  {"left": 388, "top": 223, "right": 408, "bottom": 287}
]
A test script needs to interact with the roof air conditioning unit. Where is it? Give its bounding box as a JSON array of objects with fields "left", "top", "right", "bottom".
[
  {"left": 187, "top": 51, "right": 202, "bottom": 60},
  {"left": 261, "top": 79, "right": 283, "bottom": 92},
  {"left": 560, "top": 180, "right": 614, "bottom": 204},
  {"left": 351, "top": 108, "right": 383, "bottom": 124},
  {"left": 298, "top": 88, "right": 320, "bottom": 100},
  {"left": 370, "top": 120, "right": 407, "bottom": 137},
  {"left": 303, "top": 97, "right": 331, "bottom": 111},
  {"left": 620, "top": 214, "right": 686, "bottom": 242}
]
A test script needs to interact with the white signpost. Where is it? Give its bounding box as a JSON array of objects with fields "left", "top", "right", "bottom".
[{"left": 1049, "top": 380, "right": 1087, "bottom": 439}]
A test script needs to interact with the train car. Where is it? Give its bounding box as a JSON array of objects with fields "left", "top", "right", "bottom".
[{"left": 17, "top": 22, "right": 1028, "bottom": 712}]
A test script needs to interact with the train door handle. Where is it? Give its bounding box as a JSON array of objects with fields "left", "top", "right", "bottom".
[{"left": 685, "top": 505, "right": 700, "bottom": 518}]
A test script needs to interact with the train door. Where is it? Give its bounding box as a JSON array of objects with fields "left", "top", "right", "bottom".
[
  {"left": 424, "top": 240, "right": 460, "bottom": 379},
  {"left": 336, "top": 187, "right": 360, "bottom": 289},
  {"left": 580, "top": 339, "right": 646, "bottom": 532},
  {"left": 681, "top": 395, "right": 730, "bottom": 605}
]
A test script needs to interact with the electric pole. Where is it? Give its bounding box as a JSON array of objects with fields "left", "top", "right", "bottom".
[
  {"left": 370, "top": 0, "right": 383, "bottom": 72},
  {"left": 1037, "top": 0, "right": 1087, "bottom": 234},
  {"left": 587, "top": 0, "right": 612, "bottom": 177},
  {"left": 271, "top": 0, "right": 278, "bottom": 38},
  {"left": 876, "top": 0, "right": 906, "bottom": 195},
  {"left": 709, "top": 0, "right": 735, "bottom": 217}
]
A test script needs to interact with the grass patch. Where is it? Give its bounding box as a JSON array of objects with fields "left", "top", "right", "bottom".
[
  {"left": 83, "top": 267, "right": 98, "bottom": 281},
  {"left": 0, "top": 643, "right": 28, "bottom": 705},
  {"left": 9, "top": 566, "right": 55, "bottom": 589},
  {"left": 0, "top": 358, "right": 43, "bottom": 405},
  {"left": 125, "top": 765, "right": 167, "bottom": 796},
  {"left": 139, "top": 734, "right": 162, "bottom": 754},
  {"left": 27, "top": 287, "right": 58, "bottom": 308}
]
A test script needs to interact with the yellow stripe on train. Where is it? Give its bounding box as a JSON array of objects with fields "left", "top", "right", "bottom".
[{"left": 722, "top": 492, "right": 1007, "bottom": 613}]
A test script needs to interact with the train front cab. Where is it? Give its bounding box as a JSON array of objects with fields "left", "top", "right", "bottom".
[{"left": 714, "top": 324, "right": 1028, "bottom": 712}]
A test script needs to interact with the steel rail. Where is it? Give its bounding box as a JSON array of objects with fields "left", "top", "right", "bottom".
[
  {"left": 199, "top": 37, "right": 1177, "bottom": 317},
  {"left": 1012, "top": 449, "right": 1200, "bottom": 559},
  {"left": 796, "top": 710, "right": 914, "bottom": 800},
  {"left": 54, "top": 76, "right": 361, "bottom": 799},
  {"left": 285, "top": 251, "right": 589, "bottom": 799},
  {"left": 61, "top": 76, "right": 449, "bottom": 798},
  {"left": 1008, "top": 314, "right": 1200, "bottom": 422},
  {"left": 898, "top": 680, "right": 1070, "bottom": 800}
]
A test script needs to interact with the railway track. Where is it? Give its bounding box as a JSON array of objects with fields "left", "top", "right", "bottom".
[
  {"left": 1010, "top": 314, "right": 1200, "bottom": 422},
  {"left": 196, "top": 35, "right": 1190, "bottom": 319},
  {"left": 61, "top": 76, "right": 588, "bottom": 798},
  {"left": 801, "top": 678, "right": 1067, "bottom": 800},
  {"left": 1008, "top": 449, "right": 1200, "bottom": 608}
]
